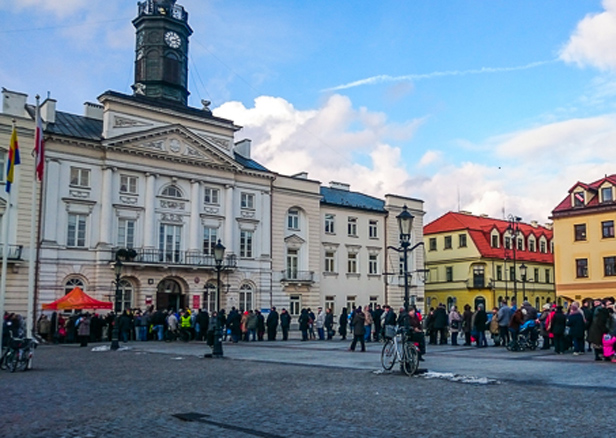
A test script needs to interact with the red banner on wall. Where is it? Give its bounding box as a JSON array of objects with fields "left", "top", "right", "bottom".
[{"left": 192, "top": 295, "right": 200, "bottom": 310}]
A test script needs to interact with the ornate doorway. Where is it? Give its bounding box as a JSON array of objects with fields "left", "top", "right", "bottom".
[{"left": 156, "top": 278, "right": 184, "bottom": 311}]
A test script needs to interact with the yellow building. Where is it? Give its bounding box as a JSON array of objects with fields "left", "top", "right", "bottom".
[
  {"left": 424, "top": 211, "right": 556, "bottom": 311},
  {"left": 552, "top": 175, "right": 616, "bottom": 302}
]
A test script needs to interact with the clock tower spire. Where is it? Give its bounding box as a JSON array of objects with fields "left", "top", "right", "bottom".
[{"left": 132, "top": 0, "right": 193, "bottom": 106}]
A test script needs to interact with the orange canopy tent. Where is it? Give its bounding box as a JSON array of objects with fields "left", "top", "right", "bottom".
[{"left": 42, "top": 287, "right": 113, "bottom": 311}]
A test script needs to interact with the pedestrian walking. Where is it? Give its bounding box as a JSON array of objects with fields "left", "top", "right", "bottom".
[{"left": 338, "top": 307, "right": 348, "bottom": 340}]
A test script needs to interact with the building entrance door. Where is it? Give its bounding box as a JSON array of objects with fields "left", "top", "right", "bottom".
[{"left": 156, "top": 278, "right": 184, "bottom": 311}]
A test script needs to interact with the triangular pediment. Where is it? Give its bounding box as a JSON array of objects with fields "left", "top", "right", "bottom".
[
  {"left": 284, "top": 234, "right": 306, "bottom": 250},
  {"left": 104, "top": 124, "right": 242, "bottom": 170}
]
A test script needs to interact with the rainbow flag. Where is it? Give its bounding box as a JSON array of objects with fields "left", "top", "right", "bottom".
[{"left": 6, "top": 126, "right": 21, "bottom": 193}]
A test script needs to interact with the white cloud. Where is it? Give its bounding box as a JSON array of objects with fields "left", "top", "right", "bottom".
[
  {"left": 560, "top": 0, "right": 616, "bottom": 71},
  {"left": 418, "top": 150, "right": 442, "bottom": 167},
  {"left": 10, "top": 0, "right": 89, "bottom": 18}
]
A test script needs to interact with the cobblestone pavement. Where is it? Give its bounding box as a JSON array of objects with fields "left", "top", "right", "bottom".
[{"left": 1, "top": 337, "right": 614, "bottom": 438}]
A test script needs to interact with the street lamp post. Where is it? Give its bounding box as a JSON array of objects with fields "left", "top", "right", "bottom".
[
  {"left": 507, "top": 215, "right": 522, "bottom": 307},
  {"left": 212, "top": 240, "right": 225, "bottom": 358},
  {"left": 520, "top": 263, "right": 527, "bottom": 303},
  {"left": 110, "top": 259, "right": 123, "bottom": 351},
  {"left": 397, "top": 206, "right": 413, "bottom": 312}
]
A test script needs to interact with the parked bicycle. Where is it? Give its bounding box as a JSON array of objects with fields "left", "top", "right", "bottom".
[
  {"left": 381, "top": 325, "right": 419, "bottom": 376},
  {"left": 1, "top": 333, "right": 36, "bottom": 372}
]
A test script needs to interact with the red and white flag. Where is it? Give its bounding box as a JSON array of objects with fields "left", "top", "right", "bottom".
[{"left": 34, "top": 108, "right": 44, "bottom": 181}]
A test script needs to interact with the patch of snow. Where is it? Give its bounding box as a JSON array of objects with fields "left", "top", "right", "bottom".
[{"left": 420, "top": 371, "right": 499, "bottom": 385}]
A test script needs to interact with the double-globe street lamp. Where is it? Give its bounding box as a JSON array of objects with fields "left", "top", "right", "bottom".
[
  {"left": 520, "top": 263, "right": 527, "bottom": 303},
  {"left": 211, "top": 239, "right": 225, "bottom": 358},
  {"left": 392, "top": 205, "right": 425, "bottom": 312},
  {"left": 110, "top": 258, "right": 123, "bottom": 351}
]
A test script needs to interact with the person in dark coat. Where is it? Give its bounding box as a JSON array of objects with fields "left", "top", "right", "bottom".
[
  {"left": 324, "top": 308, "right": 334, "bottom": 340},
  {"left": 338, "top": 308, "right": 348, "bottom": 340},
  {"left": 227, "top": 307, "right": 241, "bottom": 343},
  {"left": 298, "top": 309, "right": 310, "bottom": 341},
  {"left": 266, "top": 307, "right": 279, "bottom": 341},
  {"left": 425, "top": 308, "right": 436, "bottom": 345},
  {"left": 280, "top": 308, "right": 291, "bottom": 341},
  {"left": 473, "top": 305, "right": 488, "bottom": 348},
  {"left": 566, "top": 303, "right": 587, "bottom": 355},
  {"left": 588, "top": 301, "right": 610, "bottom": 360},
  {"left": 462, "top": 304, "right": 473, "bottom": 346},
  {"left": 349, "top": 306, "right": 366, "bottom": 352},
  {"left": 549, "top": 306, "right": 567, "bottom": 354},
  {"left": 256, "top": 310, "right": 265, "bottom": 341},
  {"left": 433, "top": 304, "right": 449, "bottom": 345},
  {"left": 117, "top": 310, "right": 133, "bottom": 343},
  {"left": 372, "top": 305, "right": 383, "bottom": 342},
  {"left": 196, "top": 309, "right": 210, "bottom": 342}
]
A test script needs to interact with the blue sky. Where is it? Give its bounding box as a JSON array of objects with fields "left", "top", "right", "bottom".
[{"left": 1, "top": 0, "right": 615, "bottom": 223}]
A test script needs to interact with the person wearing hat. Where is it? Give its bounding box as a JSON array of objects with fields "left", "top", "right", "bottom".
[{"left": 538, "top": 303, "right": 552, "bottom": 350}]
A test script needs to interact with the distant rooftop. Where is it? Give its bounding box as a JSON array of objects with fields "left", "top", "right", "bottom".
[{"left": 320, "top": 186, "right": 386, "bottom": 213}]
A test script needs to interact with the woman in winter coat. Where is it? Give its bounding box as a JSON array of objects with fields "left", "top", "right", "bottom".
[
  {"left": 548, "top": 306, "right": 567, "bottom": 354},
  {"left": 77, "top": 313, "right": 91, "bottom": 347},
  {"left": 448, "top": 306, "right": 462, "bottom": 346},
  {"left": 566, "top": 302, "right": 587, "bottom": 355},
  {"left": 588, "top": 303, "right": 610, "bottom": 361},
  {"left": 338, "top": 308, "right": 348, "bottom": 340},
  {"left": 462, "top": 304, "right": 473, "bottom": 346}
]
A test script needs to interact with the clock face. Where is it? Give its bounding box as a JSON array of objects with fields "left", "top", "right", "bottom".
[{"left": 164, "top": 31, "right": 181, "bottom": 49}]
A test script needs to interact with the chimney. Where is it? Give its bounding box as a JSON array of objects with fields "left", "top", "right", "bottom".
[
  {"left": 41, "top": 98, "right": 57, "bottom": 124},
  {"left": 1, "top": 88, "right": 28, "bottom": 117},
  {"left": 234, "top": 139, "right": 251, "bottom": 159},
  {"left": 329, "top": 181, "right": 350, "bottom": 191},
  {"left": 84, "top": 102, "right": 104, "bottom": 120},
  {"left": 291, "top": 172, "right": 308, "bottom": 179},
  {"left": 531, "top": 221, "right": 538, "bottom": 228}
]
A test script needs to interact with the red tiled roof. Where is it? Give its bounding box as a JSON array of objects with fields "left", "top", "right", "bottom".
[
  {"left": 424, "top": 211, "right": 553, "bottom": 263},
  {"left": 553, "top": 174, "right": 616, "bottom": 214}
]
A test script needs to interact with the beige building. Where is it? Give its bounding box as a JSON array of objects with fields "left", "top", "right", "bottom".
[{"left": 552, "top": 174, "right": 616, "bottom": 302}]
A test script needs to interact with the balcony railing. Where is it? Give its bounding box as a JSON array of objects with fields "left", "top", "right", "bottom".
[
  {"left": 280, "top": 270, "right": 314, "bottom": 283},
  {"left": 1, "top": 245, "right": 22, "bottom": 260},
  {"left": 112, "top": 248, "right": 237, "bottom": 269}
]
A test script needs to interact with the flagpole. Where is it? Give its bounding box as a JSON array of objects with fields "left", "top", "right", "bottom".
[
  {"left": 0, "top": 119, "right": 15, "bottom": 346},
  {"left": 26, "top": 97, "right": 41, "bottom": 339}
]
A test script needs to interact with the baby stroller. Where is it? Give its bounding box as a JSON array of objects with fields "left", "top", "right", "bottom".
[{"left": 507, "top": 320, "right": 539, "bottom": 352}]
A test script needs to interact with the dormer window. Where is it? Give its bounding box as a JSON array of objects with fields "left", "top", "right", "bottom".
[
  {"left": 491, "top": 234, "right": 499, "bottom": 248},
  {"left": 601, "top": 187, "right": 613, "bottom": 203},
  {"left": 573, "top": 190, "right": 585, "bottom": 207}
]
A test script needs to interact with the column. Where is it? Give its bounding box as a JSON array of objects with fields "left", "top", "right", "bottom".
[
  {"left": 224, "top": 184, "right": 234, "bottom": 249},
  {"left": 99, "top": 167, "right": 113, "bottom": 246},
  {"left": 143, "top": 173, "right": 156, "bottom": 248},
  {"left": 189, "top": 180, "right": 200, "bottom": 252},
  {"left": 42, "top": 159, "right": 60, "bottom": 243}
]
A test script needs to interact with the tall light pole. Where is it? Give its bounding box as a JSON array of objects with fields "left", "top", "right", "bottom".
[
  {"left": 520, "top": 263, "right": 527, "bottom": 303},
  {"left": 212, "top": 240, "right": 225, "bottom": 358},
  {"left": 507, "top": 215, "right": 522, "bottom": 308},
  {"left": 397, "top": 206, "right": 415, "bottom": 312},
  {"left": 110, "top": 259, "right": 123, "bottom": 351}
]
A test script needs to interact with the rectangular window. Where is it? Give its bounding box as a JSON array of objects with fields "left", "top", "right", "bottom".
[
  {"left": 159, "top": 223, "right": 182, "bottom": 262},
  {"left": 346, "top": 296, "right": 357, "bottom": 312},
  {"left": 67, "top": 213, "right": 87, "bottom": 247},
  {"left": 459, "top": 234, "right": 467, "bottom": 248},
  {"left": 496, "top": 265, "right": 502, "bottom": 281},
  {"left": 325, "top": 214, "right": 335, "bottom": 234},
  {"left": 119, "top": 175, "right": 138, "bottom": 194},
  {"left": 287, "top": 209, "right": 300, "bottom": 230},
  {"left": 545, "top": 269, "right": 550, "bottom": 283},
  {"left": 576, "top": 258, "right": 588, "bottom": 278},
  {"left": 325, "top": 251, "right": 335, "bottom": 273},
  {"left": 444, "top": 236, "right": 452, "bottom": 249},
  {"left": 325, "top": 296, "right": 335, "bottom": 314},
  {"left": 117, "top": 219, "right": 135, "bottom": 249},
  {"left": 286, "top": 249, "right": 298, "bottom": 279},
  {"left": 505, "top": 237, "right": 511, "bottom": 249},
  {"left": 445, "top": 266, "right": 453, "bottom": 282},
  {"left": 204, "top": 188, "right": 219, "bottom": 205},
  {"left": 202, "top": 226, "right": 218, "bottom": 255},
  {"left": 534, "top": 268, "right": 539, "bottom": 283},
  {"left": 517, "top": 238, "right": 523, "bottom": 251},
  {"left": 473, "top": 266, "right": 485, "bottom": 288},
  {"left": 602, "top": 221, "right": 614, "bottom": 239},
  {"left": 429, "top": 237, "right": 437, "bottom": 251},
  {"left": 370, "top": 296, "right": 378, "bottom": 309},
  {"left": 491, "top": 234, "right": 499, "bottom": 248},
  {"left": 347, "top": 217, "right": 357, "bottom": 236},
  {"left": 368, "top": 220, "right": 378, "bottom": 239},
  {"left": 240, "top": 230, "right": 253, "bottom": 258},
  {"left": 510, "top": 266, "right": 516, "bottom": 282},
  {"left": 241, "top": 192, "right": 255, "bottom": 209},
  {"left": 529, "top": 240, "right": 535, "bottom": 252},
  {"left": 290, "top": 295, "right": 301, "bottom": 316},
  {"left": 574, "top": 224, "right": 587, "bottom": 241},
  {"left": 602, "top": 187, "right": 613, "bottom": 203},
  {"left": 347, "top": 252, "right": 357, "bottom": 273},
  {"left": 604, "top": 257, "right": 616, "bottom": 276},
  {"left": 70, "top": 167, "right": 90, "bottom": 188},
  {"left": 574, "top": 191, "right": 585, "bottom": 207},
  {"left": 368, "top": 254, "right": 378, "bottom": 274},
  {"left": 540, "top": 241, "right": 546, "bottom": 253}
]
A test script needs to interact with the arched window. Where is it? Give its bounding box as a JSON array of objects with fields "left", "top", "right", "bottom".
[
  {"left": 117, "top": 280, "right": 133, "bottom": 312},
  {"left": 446, "top": 296, "right": 457, "bottom": 311},
  {"left": 497, "top": 296, "right": 504, "bottom": 306},
  {"left": 161, "top": 185, "right": 183, "bottom": 198},
  {"left": 535, "top": 297, "right": 541, "bottom": 310},
  {"left": 65, "top": 277, "right": 85, "bottom": 295},
  {"left": 239, "top": 283, "right": 253, "bottom": 311},
  {"left": 474, "top": 296, "right": 486, "bottom": 310}
]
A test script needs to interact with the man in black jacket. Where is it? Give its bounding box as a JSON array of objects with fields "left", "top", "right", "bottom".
[
  {"left": 372, "top": 305, "right": 384, "bottom": 342},
  {"left": 433, "top": 304, "right": 449, "bottom": 345},
  {"left": 280, "top": 308, "right": 291, "bottom": 340},
  {"left": 266, "top": 307, "right": 279, "bottom": 341},
  {"left": 196, "top": 309, "right": 209, "bottom": 342}
]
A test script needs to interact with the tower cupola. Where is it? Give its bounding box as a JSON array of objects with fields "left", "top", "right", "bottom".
[{"left": 132, "top": 0, "right": 193, "bottom": 105}]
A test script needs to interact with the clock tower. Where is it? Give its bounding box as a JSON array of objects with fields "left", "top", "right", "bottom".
[{"left": 132, "top": 0, "right": 193, "bottom": 105}]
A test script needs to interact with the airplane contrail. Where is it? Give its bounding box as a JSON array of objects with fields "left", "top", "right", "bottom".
[{"left": 323, "top": 59, "right": 557, "bottom": 92}]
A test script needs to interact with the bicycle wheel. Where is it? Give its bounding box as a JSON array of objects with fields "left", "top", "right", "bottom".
[
  {"left": 402, "top": 342, "right": 419, "bottom": 376},
  {"left": 7, "top": 350, "right": 18, "bottom": 373},
  {"left": 16, "top": 350, "right": 28, "bottom": 371},
  {"left": 381, "top": 339, "right": 396, "bottom": 370},
  {"left": 0, "top": 350, "right": 7, "bottom": 370}
]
